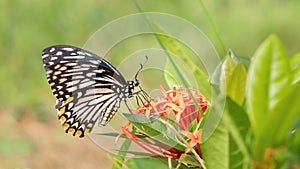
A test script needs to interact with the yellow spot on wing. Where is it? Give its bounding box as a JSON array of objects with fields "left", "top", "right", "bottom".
[
  {"left": 59, "top": 107, "right": 66, "bottom": 115},
  {"left": 68, "top": 128, "right": 75, "bottom": 134},
  {"left": 75, "top": 130, "right": 82, "bottom": 137},
  {"left": 59, "top": 116, "right": 66, "bottom": 123},
  {"left": 84, "top": 128, "right": 90, "bottom": 135},
  {"left": 63, "top": 123, "right": 69, "bottom": 129},
  {"left": 87, "top": 123, "right": 93, "bottom": 128},
  {"left": 64, "top": 96, "right": 73, "bottom": 106}
]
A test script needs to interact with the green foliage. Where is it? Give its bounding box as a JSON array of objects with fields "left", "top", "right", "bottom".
[
  {"left": 202, "top": 118, "right": 229, "bottom": 169},
  {"left": 179, "top": 154, "right": 202, "bottom": 167},
  {"left": 225, "top": 98, "right": 252, "bottom": 169},
  {"left": 148, "top": 21, "right": 212, "bottom": 100},
  {"left": 124, "top": 113, "right": 185, "bottom": 151},
  {"left": 290, "top": 52, "right": 300, "bottom": 84},
  {"left": 202, "top": 95, "right": 251, "bottom": 169},
  {"left": 100, "top": 31, "right": 300, "bottom": 169},
  {"left": 125, "top": 158, "right": 169, "bottom": 169},
  {"left": 247, "top": 35, "right": 300, "bottom": 161},
  {"left": 220, "top": 51, "right": 247, "bottom": 106},
  {"left": 158, "top": 34, "right": 211, "bottom": 99},
  {"left": 195, "top": 35, "right": 300, "bottom": 169}
]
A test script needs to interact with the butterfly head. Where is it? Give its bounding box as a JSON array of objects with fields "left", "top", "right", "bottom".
[
  {"left": 127, "top": 80, "right": 140, "bottom": 91},
  {"left": 133, "top": 80, "right": 140, "bottom": 87}
]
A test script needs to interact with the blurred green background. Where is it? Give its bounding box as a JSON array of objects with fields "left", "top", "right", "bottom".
[{"left": 0, "top": 0, "right": 299, "bottom": 168}]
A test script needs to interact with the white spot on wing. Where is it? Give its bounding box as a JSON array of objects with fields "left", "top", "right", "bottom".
[
  {"left": 51, "top": 56, "right": 58, "bottom": 61},
  {"left": 94, "top": 88, "right": 113, "bottom": 94},
  {"left": 90, "top": 60, "right": 100, "bottom": 64},
  {"left": 77, "top": 51, "right": 85, "bottom": 55},
  {"left": 54, "top": 71, "right": 62, "bottom": 75},
  {"left": 86, "top": 72, "right": 95, "bottom": 77},
  {"left": 89, "top": 93, "right": 115, "bottom": 105},
  {"left": 59, "top": 66, "right": 67, "bottom": 71},
  {"left": 79, "top": 81, "right": 95, "bottom": 89},
  {"left": 94, "top": 69, "right": 105, "bottom": 73},
  {"left": 64, "top": 56, "right": 85, "bottom": 59},
  {"left": 77, "top": 92, "right": 82, "bottom": 98},
  {"left": 59, "top": 78, "right": 68, "bottom": 83},
  {"left": 50, "top": 48, "right": 55, "bottom": 52},
  {"left": 65, "top": 63, "right": 78, "bottom": 66},
  {"left": 68, "top": 102, "right": 74, "bottom": 108},
  {"left": 57, "top": 86, "right": 63, "bottom": 90},
  {"left": 42, "top": 54, "right": 49, "bottom": 59},
  {"left": 66, "top": 80, "right": 80, "bottom": 87},
  {"left": 66, "top": 86, "right": 77, "bottom": 93},
  {"left": 56, "top": 51, "right": 63, "bottom": 55},
  {"left": 85, "top": 52, "right": 92, "bottom": 56},
  {"left": 46, "top": 70, "right": 53, "bottom": 74},
  {"left": 62, "top": 47, "right": 74, "bottom": 51},
  {"left": 54, "top": 64, "right": 61, "bottom": 69}
]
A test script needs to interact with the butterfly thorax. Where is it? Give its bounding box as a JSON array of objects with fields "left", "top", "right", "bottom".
[{"left": 113, "top": 80, "right": 139, "bottom": 100}]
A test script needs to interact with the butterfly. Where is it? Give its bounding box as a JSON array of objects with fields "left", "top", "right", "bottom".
[{"left": 42, "top": 45, "right": 148, "bottom": 137}]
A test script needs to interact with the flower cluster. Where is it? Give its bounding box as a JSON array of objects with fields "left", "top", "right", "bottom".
[
  {"left": 120, "top": 85, "right": 210, "bottom": 159},
  {"left": 135, "top": 85, "right": 209, "bottom": 129}
]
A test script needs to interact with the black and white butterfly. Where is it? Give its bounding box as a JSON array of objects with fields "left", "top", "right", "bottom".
[{"left": 42, "top": 45, "right": 148, "bottom": 137}]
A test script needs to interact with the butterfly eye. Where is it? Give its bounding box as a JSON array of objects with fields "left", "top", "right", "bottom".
[{"left": 134, "top": 80, "right": 140, "bottom": 87}]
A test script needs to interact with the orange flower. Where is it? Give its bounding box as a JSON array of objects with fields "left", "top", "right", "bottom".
[
  {"left": 134, "top": 85, "right": 209, "bottom": 130},
  {"left": 120, "top": 85, "right": 210, "bottom": 159},
  {"left": 182, "top": 130, "right": 202, "bottom": 153}
]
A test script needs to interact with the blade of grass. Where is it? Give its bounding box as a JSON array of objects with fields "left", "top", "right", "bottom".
[{"left": 197, "top": 0, "right": 226, "bottom": 55}]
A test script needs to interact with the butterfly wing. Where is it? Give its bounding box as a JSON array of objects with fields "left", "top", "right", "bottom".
[{"left": 42, "top": 45, "right": 126, "bottom": 137}]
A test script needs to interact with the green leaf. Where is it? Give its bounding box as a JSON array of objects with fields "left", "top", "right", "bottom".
[
  {"left": 290, "top": 52, "right": 300, "bottom": 84},
  {"left": 123, "top": 113, "right": 186, "bottom": 151},
  {"left": 202, "top": 118, "right": 229, "bottom": 169},
  {"left": 290, "top": 117, "right": 300, "bottom": 162},
  {"left": 178, "top": 154, "right": 201, "bottom": 167},
  {"left": 247, "top": 35, "right": 292, "bottom": 160},
  {"left": 228, "top": 135, "right": 246, "bottom": 169},
  {"left": 125, "top": 158, "right": 170, "bottom": 169},
  {"left": 164, "top": 54, "right": 196, "bottom": 88},
  {"left": 220, "top": 51, "right": 247, "bottom": 106},
  {"left": 273, "top": 83, "right": 300, "bottom": 144},
  {"left": 225, "top": 98, "right": 251, "bottom": 147},
  {"left": 203, "top": 99, "right": 252, "bottom": 169},
  {"left": 224, "top": 98, "right": 252, "bottom": 169},
  {"left": 110, "top": 154, "right": 124, "bottom": 169},
  {"left": 153, "top": 30, "right": 211, "bottom": 99}
]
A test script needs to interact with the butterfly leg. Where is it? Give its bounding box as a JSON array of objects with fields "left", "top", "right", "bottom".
[{"left": 132, "top": 88, "right": 151, "bottom": 107}]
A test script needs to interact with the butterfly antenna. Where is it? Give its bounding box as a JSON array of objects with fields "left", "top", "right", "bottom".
[{"left": 134, "top": 56, "right": 148, "bottom": 80}]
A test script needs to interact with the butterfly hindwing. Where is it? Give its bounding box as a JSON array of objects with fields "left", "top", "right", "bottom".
[{"left": 42, "top": 45, "right": 127, "bottom": 137}]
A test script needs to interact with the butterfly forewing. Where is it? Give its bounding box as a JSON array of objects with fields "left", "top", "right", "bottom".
[{"left": 42, "top": 45, "right": 130, "bottom": 137}]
